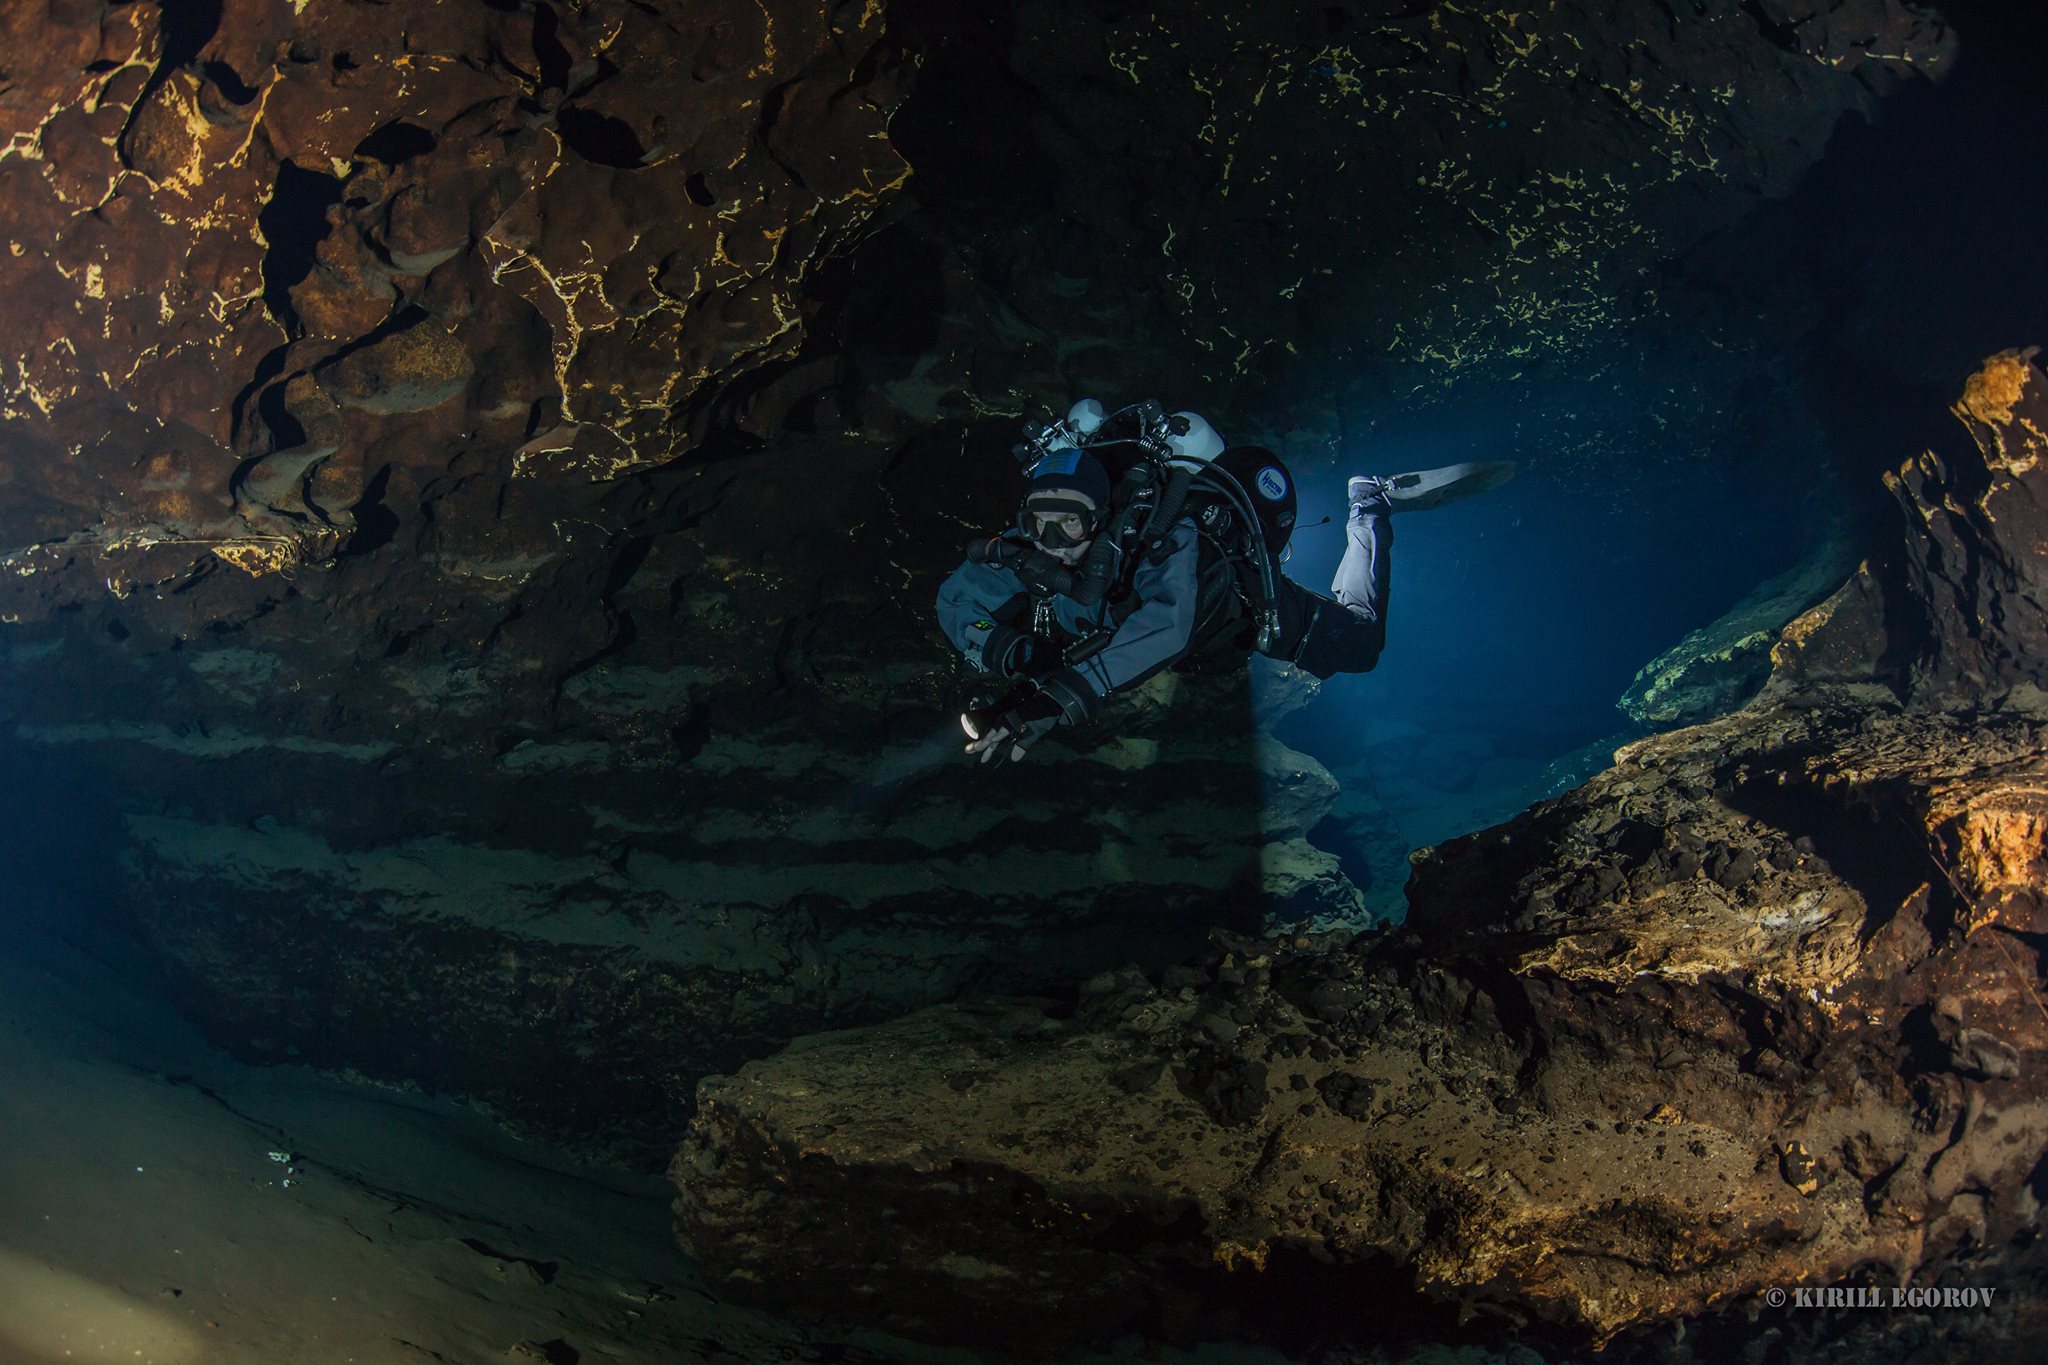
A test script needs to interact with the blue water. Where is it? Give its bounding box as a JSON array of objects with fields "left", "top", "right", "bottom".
[{"left": 1266, "top": 377, "right": 1840, "bottom": 895}]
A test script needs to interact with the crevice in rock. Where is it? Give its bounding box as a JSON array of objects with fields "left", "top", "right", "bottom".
[
  {"left": 521, "top": 397, "right": 556, "bottom": 441},
  {"left": 531, "top": 2, "right": 572, "bottom": 93},
  {"left": 343, "top": 465, "right": 400, "bottom": 557},
  {"left": 555, "top": 106, "right": 647, "bottom": 168},
  {"left": 228, "top": 343, "right": 293, "bottom": 451},
  {"left": 354, "top": 120, "right": 437, "bottom": 168},
  {"left": 558, "top": 611, "right": 638, "bottom": 690},
  {"left": 157, "top": 0, "right": 224, "bottom": 69},
  {"left": 258, "top": 162, "right": 345, "bottom": 339},
  {"left": 201, "top": 59, "right": 257, "bottom": 105},
  {"left": 315, "top": 304, "right": 432, "bottom": 371},
  {"left": 117, "top": 0, "right": 223, "bottom": 163},
  {"left": 1722, "top": 764, "right": 1958, "bottom": 942},
  {"left": 254, "top": 378, "right": 308, "bottom": 452}
]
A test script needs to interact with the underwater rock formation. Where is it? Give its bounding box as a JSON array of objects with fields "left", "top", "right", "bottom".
[
  {"left": 670, "top": 353, "right": 2048, "bottom": 1352},
  {"left": 0, "top": 0, "right": 911, "bottom": 616},
  {"left": 1891, "top": 348, "right": 2048, "bottom": 706},
  {"left": 1618, "top": 527, "right": 1860, "bottom": 728},
  {"left": 91, "top": 649, "right": 1347, "bottom": 1162}
]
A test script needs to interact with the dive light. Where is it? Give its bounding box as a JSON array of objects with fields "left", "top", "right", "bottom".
[{"left": 960, "top": 683, "right": 1033, "bottom": 744}]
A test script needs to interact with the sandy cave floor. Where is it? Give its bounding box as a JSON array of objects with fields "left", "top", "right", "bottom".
[
  {"left": 0, "top": 909, "right": 1306, "bottom": 1365},
  {"left": 0, "top": 911, "right": 837, "bottom": 1364},
  {"left": 0, "top": 900, "right": 1574, "bottom": 1365}
]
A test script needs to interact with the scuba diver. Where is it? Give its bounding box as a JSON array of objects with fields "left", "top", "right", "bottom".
[{"left": 936, "top": 399, "right": 1514, "bottom": 762}]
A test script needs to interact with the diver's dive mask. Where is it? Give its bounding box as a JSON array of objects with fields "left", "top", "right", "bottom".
[{"left": 1019, "top": 494, "right": 1099, "bottom": 550}]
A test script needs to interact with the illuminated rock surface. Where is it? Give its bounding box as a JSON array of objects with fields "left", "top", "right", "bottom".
[
  {"left": 1617, "top": 529, "right": 1860, "bottom": 727},
  {"left": 671, "top": 355, "right": 2048, "bottom": 1353}
]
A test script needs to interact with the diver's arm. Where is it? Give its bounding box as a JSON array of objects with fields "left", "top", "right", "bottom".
[
  {"left": 1064, "top": 523, "right": 1199, "bottom": 697},
  {"left": 935, "top": 558, "right": 1037, "bottom": 677}
]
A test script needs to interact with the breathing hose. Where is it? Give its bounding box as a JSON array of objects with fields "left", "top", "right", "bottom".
[{"left": 1140, "top": 464, "right": 1193, "bottom": 550}]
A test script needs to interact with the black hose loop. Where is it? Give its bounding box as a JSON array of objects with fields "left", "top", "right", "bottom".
[
  {"left": 1064, "top": 534, "right": 1117, "bottom": 606},
  {"left": 1144, "top": 465, "right": 1194, "bottom": 545}
]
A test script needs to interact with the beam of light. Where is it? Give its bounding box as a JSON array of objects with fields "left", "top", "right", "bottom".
[
  {"left": 819, "top": 723, "right": 973, "bottom": 820},
  {"left": 0, "top": 1250, "right": 201, "bottom": 1365}
]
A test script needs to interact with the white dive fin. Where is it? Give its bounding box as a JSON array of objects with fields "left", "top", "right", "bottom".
[{"left": 1380, "top": 460, "right": 1516, "bottom": 511}]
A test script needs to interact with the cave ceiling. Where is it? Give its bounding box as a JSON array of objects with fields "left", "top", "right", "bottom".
[{"left": 0, "top": 0, "right": 1951, "bottom": 648}]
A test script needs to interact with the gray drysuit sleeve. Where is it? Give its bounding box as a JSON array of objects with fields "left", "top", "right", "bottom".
[
  {"left": 935, "top": 557, "right": 1033, "bottom": 676},
  {"left": 1063, "top": 522, "right": 1199, "bottom": 698}
]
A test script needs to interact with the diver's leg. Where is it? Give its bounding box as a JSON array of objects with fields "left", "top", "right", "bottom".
[
  {"left": 1271, "top": 496, "right": 1392, "bottom": 679},
  {"left": 1331, "top": 503, "right": 1392, "bottom": 626},
  {"left": 1280, "top": 585, "right": 1383, "bottom": 678}
]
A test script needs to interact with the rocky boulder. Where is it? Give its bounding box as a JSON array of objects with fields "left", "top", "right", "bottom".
[{"left": 1619, "top": 525, "right": 1861, "bottom": 728}]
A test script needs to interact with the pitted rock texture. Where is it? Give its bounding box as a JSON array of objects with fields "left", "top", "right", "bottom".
[
  {"left": 669, "top": 353, "right": 2048, "bottom": 1353},
  {"left": 0, "top": 0, "right": 911, "bottom": 621}
]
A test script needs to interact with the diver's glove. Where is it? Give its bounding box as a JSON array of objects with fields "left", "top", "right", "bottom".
[
  {"left": 979, "top": 623, "right": 1037, "bottom": 679},
  {"left": 960, "top": 670, "right": 1095, "bottom": 764}
]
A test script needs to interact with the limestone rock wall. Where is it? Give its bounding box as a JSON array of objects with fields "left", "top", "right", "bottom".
[
  {"left": 1618, "top": 525, "right": 1862, "bottom": 728},
  {"left": 0, "top": 414, "right": 1354, "bottom": 1161},
  {"left": 1892, "top": 347, "right": 2048, "bottom": 705},
  {"left": 0, "top": 0, "right": 910, "bottom": 612}
]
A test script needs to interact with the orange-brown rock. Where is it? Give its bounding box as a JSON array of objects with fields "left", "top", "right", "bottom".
[{"left": 0, "top": 0, "right": 915, "bottom": 623}]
